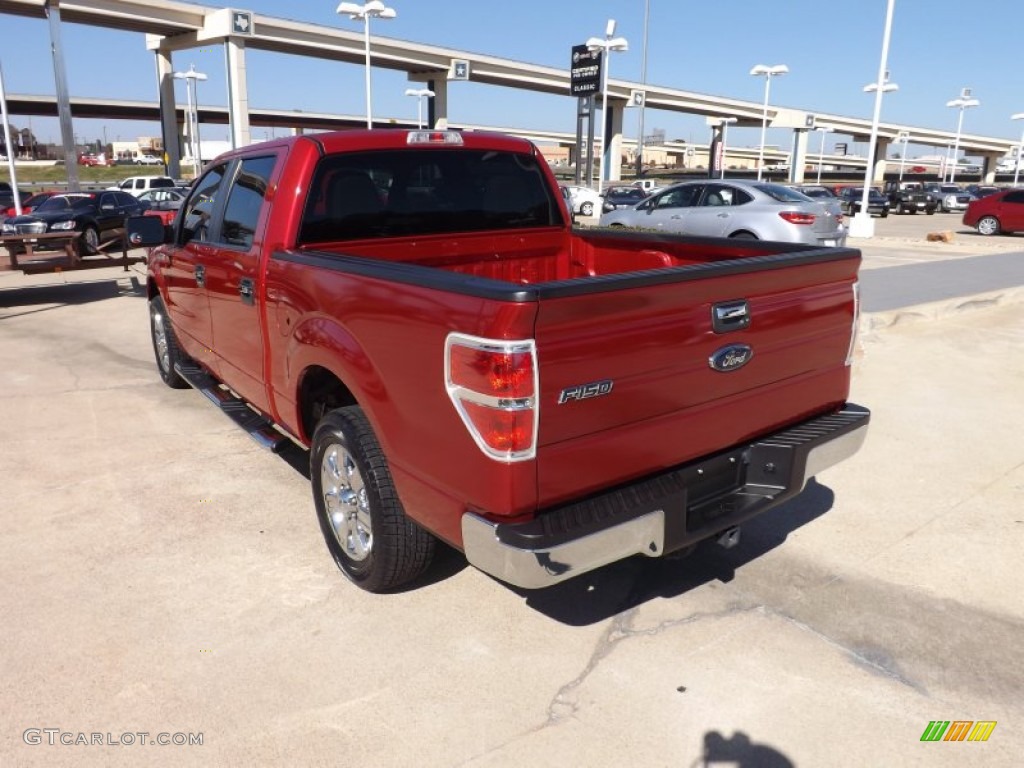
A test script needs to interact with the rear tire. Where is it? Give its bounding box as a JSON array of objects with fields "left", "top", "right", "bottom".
[
  {"left": 580, "top": 201, "right": 594, "bottom": 217},
  {"left": 311, "top": 406, "right": 435, "bottom": 592},
  {"left": 149, "top": 296, "right": 190, "bottom": 389},
  {"left": 729, "top": 231, "right": 758, "bottom": 240},
  {"left": 977, "top": 216, "right": 1001, "bottom": 236}
]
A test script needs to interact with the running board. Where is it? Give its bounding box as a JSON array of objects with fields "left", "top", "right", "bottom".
[{"left": 174, "top": 363, "right": 290, "bottom": 453}]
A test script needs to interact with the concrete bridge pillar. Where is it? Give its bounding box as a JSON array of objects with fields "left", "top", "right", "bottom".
[
  {"left": 602, "top": 101, "right": 625, "bottom": 185},
  {"left": 154, "top": 46, "right": 181, "bottom": 178},
  {"left": 224, "top": 38, "right": 251, "bottom": 149},
  {"left": 789, "top": 129, "right": 809, "bottom": 183}
]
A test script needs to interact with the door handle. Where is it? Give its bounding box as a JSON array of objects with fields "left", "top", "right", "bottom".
[
  {"left": 671, "top": 215, "right": 683, "bottom": 219},
  {"left": 717, "top": 213, "right": 729, "bottom": 218},
  {"left": 194, "top": 264, "right": 206, "bottom": 288},
  {"left": 238, "top": 277, "right": 255, "bottom": 306},
  {"left": 712, "top": 300, "right": 751, "bottom": 333}
]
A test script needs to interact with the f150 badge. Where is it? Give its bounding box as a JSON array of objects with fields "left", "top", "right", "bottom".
[
  {"left": 709, "top": 344, "right": 753, "bottom": 372},
  {"left": 558, "top": 379, "right": 613, "bottom": 404}
]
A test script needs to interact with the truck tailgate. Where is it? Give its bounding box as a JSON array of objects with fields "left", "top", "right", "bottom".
[{"left": 534, "top": 250, "right": 859, "bottom": 506}]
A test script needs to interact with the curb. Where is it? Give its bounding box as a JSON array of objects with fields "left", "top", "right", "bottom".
[{"left": 861, "top": 285, "right": 1024, "bottom": 333}]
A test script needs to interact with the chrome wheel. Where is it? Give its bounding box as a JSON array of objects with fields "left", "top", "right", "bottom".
[
  {"left": 152, "top": 310, "right": 171, "bottom": 373},
  {"left": 977, "top": 216, "right": 1000, "bottom": 236},
  {"left": 321, "top": 443, "right": 373, "bottom": 562},
  {"left": 83, "top": 227, "right": 99, "bottom": 253}
]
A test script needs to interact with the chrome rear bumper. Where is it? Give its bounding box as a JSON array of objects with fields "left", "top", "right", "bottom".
[{"left": 462, "top": 404, "right": 869, "bottom": 590}]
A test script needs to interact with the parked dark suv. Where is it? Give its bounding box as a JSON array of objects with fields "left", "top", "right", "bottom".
[
  {"left": 883, "top": 181, "right": 938, "bottom": 215},
  {"left": 836, "top": 186, "right": 890, "bottom": 217}
]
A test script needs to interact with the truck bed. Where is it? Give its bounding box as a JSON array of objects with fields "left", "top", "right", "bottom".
[{"left": 294, "top": 226, "right": 850, "bottom": 290}]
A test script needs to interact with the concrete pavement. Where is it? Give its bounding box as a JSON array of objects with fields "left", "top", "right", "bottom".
[{"left": 1, "top": 243, "right": 1022, "bottom": 766}]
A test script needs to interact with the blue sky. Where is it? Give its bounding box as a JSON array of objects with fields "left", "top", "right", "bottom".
[{"left": 1, "top": 0, "right": 1022, "bottom": 158}]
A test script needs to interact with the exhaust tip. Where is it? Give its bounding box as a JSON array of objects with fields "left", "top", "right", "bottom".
[{"left": 716, "top": 526, "right": 741, "bottom": 549}]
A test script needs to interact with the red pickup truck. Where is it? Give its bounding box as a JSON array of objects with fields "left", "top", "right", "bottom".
[{"left": 128, "top": 129, "right": 869, "bottom": 592}]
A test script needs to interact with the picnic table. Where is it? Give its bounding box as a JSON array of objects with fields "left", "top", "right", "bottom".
[{"left": 0, "top": 230, "right": 143, "bottom": 274}]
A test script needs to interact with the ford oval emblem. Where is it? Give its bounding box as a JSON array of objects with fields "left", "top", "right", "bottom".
[{"left": 709, "top": 344, "right": 753, "bottom": 372}]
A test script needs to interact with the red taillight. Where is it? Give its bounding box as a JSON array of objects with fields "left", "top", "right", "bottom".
[
  {"left": 445, "top": 334, "right": 538, "bottom": 461},
  {"left": 448, "top": 345, "right": 534, "bottom": 399},
  {"left": 779, "top": 211, "right": 816, "bottom": 225},
  {"left": 461, "top": 402, "right": 535, "bottom": 454}
]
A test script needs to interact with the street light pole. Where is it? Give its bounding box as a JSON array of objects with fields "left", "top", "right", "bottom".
[
  {"left": 815, "top": 125, "right": 833, "bottom": 184},
  {"left": 587, "top": 20, "right": 628, "bottom": 194},
  {"left": 946, "top": 88, "right": 979, "bottom": 183},
  {"left": 635, "top": 0, "right": 649, "bottom": 178},
  {"left": 1012, "top": 113, "right": 1024, "bottom": 187},
  {"left": 404, "top": 87, "right": 434, "bottom": 129},
  {"left": 849, "top": 0, "right": 895, "bottom": 240},
  {"left": 750, "top": 63, "right": 788, "bottom": 181},
  {"left": 337, "top": 1, "right": 397, "bottom": 129},
  {"left": 173, "top": 63, "right": 207, "bottom": 178}
]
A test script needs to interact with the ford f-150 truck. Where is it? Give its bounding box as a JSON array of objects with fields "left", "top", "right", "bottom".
[{"left": 128, "top": 129, "right": 869, "bottom": 592}]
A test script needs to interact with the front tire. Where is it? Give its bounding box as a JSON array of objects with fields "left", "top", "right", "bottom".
[
  {"left": 977, "top": 216, "right": 1001, "bottom": 236},
  {"left": 80, "top": 226, "right": 100, "bottom": 255},
  {"left": 149, "top": 296, "right": 189, "bottom": 389},
  {"left": 311, "top": 407, "right": 435, "bottom": 592}
]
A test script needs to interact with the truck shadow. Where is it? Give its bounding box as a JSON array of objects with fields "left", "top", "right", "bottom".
[
  {"left": 0, "top": 276, "right": 144, "bottom": 320},
  {"left": 519, "top": 479, "right": 835, "bottom": 626}
]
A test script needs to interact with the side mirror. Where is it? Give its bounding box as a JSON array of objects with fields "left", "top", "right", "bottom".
[{"left": 125, "top": 215, "right": 170, "bottom": 247}]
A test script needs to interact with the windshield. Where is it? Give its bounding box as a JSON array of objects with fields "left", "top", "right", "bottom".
[
  {"left": 33, "top": 195, "right": 94, "bottom": 212},
  {"left": 938, "top": 185, "right": 960, "bottom": 193},
  {"left": 754, "top": 183, "right": 811, "bottom": 203}
]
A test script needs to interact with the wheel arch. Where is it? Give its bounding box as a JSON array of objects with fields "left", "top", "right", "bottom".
[{"left": 296, "top": 364, "right": 359, "bottom": 445}]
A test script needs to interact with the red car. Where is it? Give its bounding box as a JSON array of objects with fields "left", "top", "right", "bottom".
[
  {"left": 2, "top": 190, "right": 59, "bottom": 218},
  {"left": 963, "top": 188, "right": 1024, "bottom": 236}
]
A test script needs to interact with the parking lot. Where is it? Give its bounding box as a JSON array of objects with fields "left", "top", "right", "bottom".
[{"left": 1, "top": 229, "right": 1022, "bottom": 766}]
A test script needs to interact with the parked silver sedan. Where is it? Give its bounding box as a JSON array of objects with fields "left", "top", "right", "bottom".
[{"left": 599, "top": 179, "right": 847, "bottom": 246}]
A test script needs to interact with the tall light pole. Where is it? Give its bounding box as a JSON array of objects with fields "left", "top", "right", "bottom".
[
  {"left": 849, "top": 0, "right": 895, "bottom": 240},
  {"left": 634, "top": 0, "right": 650, "bottom": 177},
  {"left": 404, "top": 87, "right": 434, "bottom": 129},
  {"left": 587, "top": 20, "right": 628, "bottom": 194},
  {"left": 815, "top": 125, "right": 833, "bottom": 184},
  {"left": 749, "top": 63, "right": 788, "bottom": 181},
  {"left": 174, "top": 63, "right": 207, "bottom": 178},
  {"left": 946, "top": 88, "right": 979, "bottom": 183},
  {"left": 1012, "top": 113, "right": 1024, "bottom": 187},
  {"left": 715, "top": 117, "right": 737, "bottom": 179},
  {"left": 337, "top": 1, "right": 397, "bottom": 129},
  {"left": 0, "top": 59, "right": 22, "bottom": 215},
  {"left": 896, "top": 130, "right": 910, "bottom": 183}
]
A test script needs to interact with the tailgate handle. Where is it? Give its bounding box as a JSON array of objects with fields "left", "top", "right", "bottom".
[{"left": 712, "top": 300, "right": 750, "bottom": 333}]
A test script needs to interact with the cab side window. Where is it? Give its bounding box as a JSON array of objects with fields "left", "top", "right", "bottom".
[
  {"left": 220, "top": 156, "right": 276, "bottom": 249},
  {"left": 181, "top": 165, "right": 227, "bottom": 243}
]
